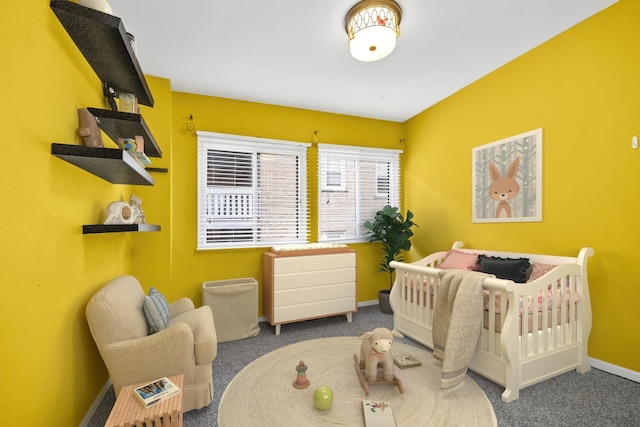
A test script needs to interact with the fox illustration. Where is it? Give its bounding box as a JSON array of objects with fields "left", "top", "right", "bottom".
[{"left": 488, "top": 157, "right": 520, "bottom": 218}]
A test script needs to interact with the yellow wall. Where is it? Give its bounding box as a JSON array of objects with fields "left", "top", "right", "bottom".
[
  {"left": 131, "top": 78, "right": 173, "bottom": 294},
  {"left": 0, "top": 2, "right": 172, "bottom": 425},
  {"left": 2, "top": 0, "right": 638, "bottom": 425},
  {"left": 403, "top": 0, "right": 640, "bottom": 371}
]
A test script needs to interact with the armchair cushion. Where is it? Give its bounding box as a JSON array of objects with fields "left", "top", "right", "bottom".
[
  {"left": 143, "top": 287, "right": 170, "bottom": 333},
  {"left": 169, "top": 306, "right": 217, "bottom": 363},
  {"left": 169, "top": 297, "right": 196, "bottom": 318},
  {"left": 100, "top": 322, "right": 197, "bottom": 386}
]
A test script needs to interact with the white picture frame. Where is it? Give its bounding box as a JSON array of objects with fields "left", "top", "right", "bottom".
[{"left": 472, "top": 128, "right": 542, "bottom": 223}]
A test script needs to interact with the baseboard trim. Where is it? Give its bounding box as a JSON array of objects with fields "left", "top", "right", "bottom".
[
  {"left": 358, "top": 299, "right": 379, "bottom": 307},
  {"left": 589, "top": 357, "right": 640, "bottom": 383},
  {"left": 80, "top": 378, "right": 112, "bottom": 427}
]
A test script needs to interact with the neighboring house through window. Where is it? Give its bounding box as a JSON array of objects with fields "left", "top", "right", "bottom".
[
  {"left": 317, "top": 144, "right": 401, "bottom": 243},
  {"left": 321, "top": 157, "right": 346, "bottom": 192},
  {"left": 197, "top": 132, "right": 310, "bottom": 249}
]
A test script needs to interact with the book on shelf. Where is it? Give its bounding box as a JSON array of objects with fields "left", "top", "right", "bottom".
[
  {"left": 132, "top": 135, "right": 151, "bottom": 166},
  {"left": 362, "top": 400, "right": 396, "bottom": 427},
  {"left": 393, "top": 354, "right": 422, "bottom": 369},
  {"left": 133, "top": 377, "right": 180, "bottom": 407},
  {"left": 132, "top": 151, "right": 152, "bottom": 166},
  {"left": 118, "top": 92, "right": 138, "bottom": 113}
]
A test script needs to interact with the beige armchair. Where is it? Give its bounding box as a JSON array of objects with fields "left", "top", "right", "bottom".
[{"left": 86, "top": 275, "right": 217, "bottom": 412}]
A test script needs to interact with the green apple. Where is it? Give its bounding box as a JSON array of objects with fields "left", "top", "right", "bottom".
[{"left": 313, "top": 386, "right": 334, "bottom": 410}]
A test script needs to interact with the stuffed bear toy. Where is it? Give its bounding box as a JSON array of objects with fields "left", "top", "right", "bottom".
[{"left": 359, "top": 327, "right": 404, "bottom": 382}]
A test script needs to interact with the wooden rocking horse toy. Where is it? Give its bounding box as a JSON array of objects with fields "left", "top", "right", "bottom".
[{"left": 353, "top": 327, "right": 404, "bottom": 396}]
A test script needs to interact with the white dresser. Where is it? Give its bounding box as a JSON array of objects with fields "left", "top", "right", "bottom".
[{"left": 262, "top": 247, "right": 357, "bottom": 335}]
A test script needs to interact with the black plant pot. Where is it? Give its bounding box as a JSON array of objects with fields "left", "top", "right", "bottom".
[{"left": 378, "top": 289, "right": 393, "bottom": 314}]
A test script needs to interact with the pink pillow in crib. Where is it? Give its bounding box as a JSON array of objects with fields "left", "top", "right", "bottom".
[
  {"left": 526, "top": 263, "right": 558, "bottom": 282},
  {"left": 438, "top": 249, "right": 480, "bottom": 270}
]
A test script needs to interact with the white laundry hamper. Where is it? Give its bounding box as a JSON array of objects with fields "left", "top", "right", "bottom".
[{"left": 202, "top": 278, "right": 260, "bottom": 343}]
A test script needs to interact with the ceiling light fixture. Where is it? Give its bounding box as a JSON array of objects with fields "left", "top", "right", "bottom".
[{"left": 345, "top": 0, "right": 402, "bottom": 62}]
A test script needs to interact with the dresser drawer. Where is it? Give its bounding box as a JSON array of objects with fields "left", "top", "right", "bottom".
[
  {"left": 273, "top": 253, "right": 355, "bottom": 275},
  {"left": 275, "top": 282, "right": 355, "bottom": 306},
  {"left": 274, "top": 267, "right": 355, "bottom": 291},
  {"left": 274, "top": 297, "right": 356, "bottom": 324}
]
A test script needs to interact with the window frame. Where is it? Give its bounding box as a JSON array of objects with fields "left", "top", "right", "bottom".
[
  {"left": 196, "top": 131, "right": 310, "bottom": 250},
  {"left": 317, "top": 144, "right": 402, "bottom": 244}
]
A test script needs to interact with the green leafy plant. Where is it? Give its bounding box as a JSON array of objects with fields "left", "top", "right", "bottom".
[{"left": 363, "top": 205, "right": 418, "bottom": 289}]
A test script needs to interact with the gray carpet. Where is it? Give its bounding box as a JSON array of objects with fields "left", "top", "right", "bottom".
[{"left": 88, "top": 305, "right": 640, "bottom": 426}]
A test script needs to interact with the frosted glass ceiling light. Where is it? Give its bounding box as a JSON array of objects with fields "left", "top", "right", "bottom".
[{"left": 345, "top": 0, "right": 402, "bottom": 62}]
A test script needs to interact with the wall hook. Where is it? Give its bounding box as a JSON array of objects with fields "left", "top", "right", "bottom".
[{"left": 186, "top": 114, "right": 196, "bottom": 136}]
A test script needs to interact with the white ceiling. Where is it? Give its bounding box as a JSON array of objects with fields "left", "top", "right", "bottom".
[{"left": 109, "top": 0, "right": 617, "bottom": 123}]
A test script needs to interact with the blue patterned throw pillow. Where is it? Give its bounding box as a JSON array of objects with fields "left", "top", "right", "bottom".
[{"left": 143, "top": 287, "right": 170, "bottom": 333}]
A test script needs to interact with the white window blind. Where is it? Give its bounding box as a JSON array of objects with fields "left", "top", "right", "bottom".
[
  {"left": 318, "top": 144, "right": 401, "bottom": 243},
  {"left": 197, "top": 131, "right": 310, "bottom": 249}
]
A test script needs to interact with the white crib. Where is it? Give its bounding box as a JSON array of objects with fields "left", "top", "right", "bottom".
[{"left": 389, "top": 241, "right": 594, "bottom": 402}]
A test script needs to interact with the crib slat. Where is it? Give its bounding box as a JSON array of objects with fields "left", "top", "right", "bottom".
[
  {"left": 551, "top": 281, "right": 558, "bottom": 349},
  {"left": 426, "top": 275, "right": 435, "bottom": 327},
  {"left": 415, "top": 273, "right": 422, "bottom": 321},
  {"left": 401, "top": 274, "right": 409, "bottom": 316},
  {"left": 487, "top": 289, "right": 495, "bottom": 354},
  {"left": 498, "top": 290, "right": 507, "bottom": 357},
  {"left": 532, "top": 290, "right": 539, "bottom": 355},
  {"left": 567, "top": 274, "right": 574, "bottom": 343},
  {"left": 564, "top": 279, "right": 569, "bottom": 344},
  {"left": 542, "top": 284, "right": 549, "bottom": 352}
]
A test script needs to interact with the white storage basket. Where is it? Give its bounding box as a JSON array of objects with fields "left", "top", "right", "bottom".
[{"left": 202, "top": 278, "right": 260, "bottom": 343}]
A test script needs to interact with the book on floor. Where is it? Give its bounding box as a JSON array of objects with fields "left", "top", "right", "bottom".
[
  {"left": 393, "top": 354, "right": 422, "bottom": 369},
  {"left": 362, "top": 400, "right": 396, "bottom": 427},
  {"left": 133, "top": 377, "right": 180, "bottom": 407}
]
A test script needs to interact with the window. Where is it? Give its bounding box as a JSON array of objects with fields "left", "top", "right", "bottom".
[
  {"left": 317, "top": 144, "right": 401, "bottom": 243},
  {"left": 320, "top": 158, "right": 346, "bottom": 191},
  {"left": 376, "top": 162, "right": 391, "bottom": 197},
  {"left": 197, "top": 132, "right": 310, "bottom": 249}
]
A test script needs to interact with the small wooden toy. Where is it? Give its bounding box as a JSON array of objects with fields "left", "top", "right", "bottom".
[
  {"left": 293, "top": 360, "right": 310, "bottom": 389},
  {"left": 77, "top": 108, "right": 103, "bottom": 148}
]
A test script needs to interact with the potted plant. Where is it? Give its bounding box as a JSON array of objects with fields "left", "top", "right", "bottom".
[{"left": 363, "top": 205, "right": 418, "bottom": 313}]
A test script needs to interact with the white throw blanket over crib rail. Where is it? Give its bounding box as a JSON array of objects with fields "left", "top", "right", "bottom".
[{"left": 389, "top": 241, "right": 594, "bottom": 402}]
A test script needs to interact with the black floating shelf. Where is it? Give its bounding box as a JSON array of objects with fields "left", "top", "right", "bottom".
[
  {"left": 50, "top": 0, "right": 154, "bottom": 107},
  {"left": 83, "top": 223, "right": 161, "bottom": 234},
  {"left": 52, "top": 143, "right": 154, "bottom": 185},
  {"left": 87, "top": 108, "right": 161, "bottom": 157}
]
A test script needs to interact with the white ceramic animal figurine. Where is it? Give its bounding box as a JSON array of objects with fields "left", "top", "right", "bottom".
[
  {"left": 359, "top": 327, "right": 403, "bottom": 382},
  {"left": 488, "top": 156, "right": 521, "bottom": 218}
]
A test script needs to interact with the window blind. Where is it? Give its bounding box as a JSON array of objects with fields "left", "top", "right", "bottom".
[
  {"left": 317, "top": 144, "right": 401, "bottom": 243},
  {"left": 197, "top": 132, "right": 310, "bottom": 249}
]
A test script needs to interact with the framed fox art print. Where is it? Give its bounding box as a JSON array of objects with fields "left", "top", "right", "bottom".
[{"left": 472, "top": 128, "right": 542, "bottom": 223}]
